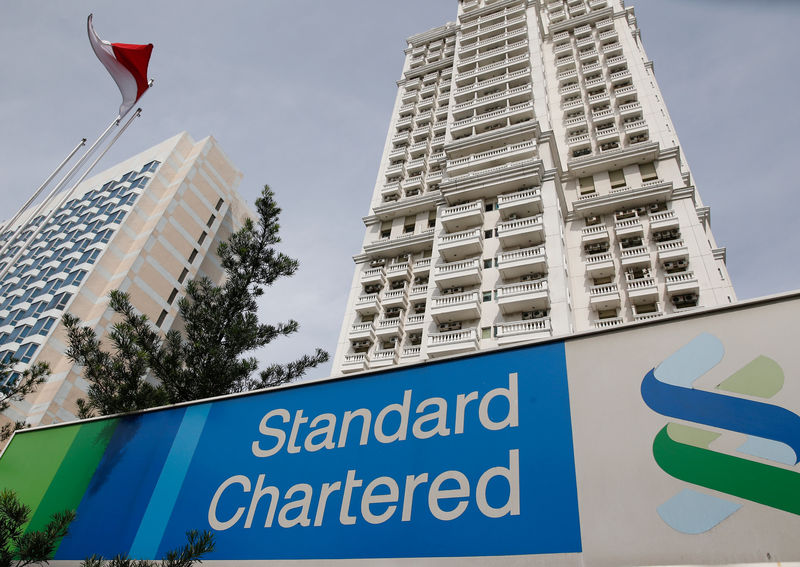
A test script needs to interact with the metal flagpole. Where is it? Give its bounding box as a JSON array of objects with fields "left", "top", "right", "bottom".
[
  {"left": 0, "top": 110, "right": 140, "bottom": 283},
  {"left": 0, "top": 138, "right": 87, "bottom": 256}
]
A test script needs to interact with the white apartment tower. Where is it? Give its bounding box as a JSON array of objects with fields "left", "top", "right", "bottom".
[
  {"left": 0, "top": 133, "right": 251, "bottom": 426},
  {"left": 333, "top": 0, "right": 735, "bottom": 375}
]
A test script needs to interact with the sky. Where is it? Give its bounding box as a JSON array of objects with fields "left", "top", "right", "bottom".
[{"left": 0, "top": 1, "right": 798, "bottom": 381}]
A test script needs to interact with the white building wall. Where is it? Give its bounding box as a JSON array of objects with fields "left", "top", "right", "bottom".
[{"left": 333, "top": 0, "right": 735, "bottom": 376}]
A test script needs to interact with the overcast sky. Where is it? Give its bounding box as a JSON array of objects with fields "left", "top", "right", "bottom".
[{"left": 0, "top": 1, "right": 798, "bottom": 381}]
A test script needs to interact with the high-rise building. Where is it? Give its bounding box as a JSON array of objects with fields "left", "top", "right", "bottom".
[
  {"left": 333, "top": 0, "right": 736, "bottom": 375},
  {"left": 0, "top": 132, "right": 251, "bottom": 426}
]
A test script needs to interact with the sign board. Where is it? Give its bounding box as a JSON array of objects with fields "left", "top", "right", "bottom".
[{"left": 1, "top": 293, "right": 799, "bottom": 566}]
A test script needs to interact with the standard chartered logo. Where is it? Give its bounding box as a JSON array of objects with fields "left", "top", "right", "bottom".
[{"left": 641, "top": 333, "right": 800, "bottom": 534}]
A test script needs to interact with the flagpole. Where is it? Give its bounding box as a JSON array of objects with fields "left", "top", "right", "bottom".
[
  {"left": 0, "top": 138, "right": 87, "bottom": 253},
  {"left": 0, "top": 112, "right": 131, "bottom": 282}
]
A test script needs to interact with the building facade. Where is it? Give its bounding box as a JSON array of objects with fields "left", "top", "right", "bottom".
[
  {"left": 333, "top": 0, "right": 736, "bottom": 374},
  {"left": 0, "top": 132, "right": 251, "bottom": 426}
]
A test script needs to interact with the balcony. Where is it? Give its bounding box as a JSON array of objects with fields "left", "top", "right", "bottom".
[
  {"left": 431, "top": 291, "right": 481, "bottom": 322},
  {"left": 620, "top": 245, "right": 650, "bottom": 267},
  {"left": 413, "top": 257, "right": 432, "bottom": 274},
  {"left": 619, "top": 101, "right": 642, "bottom": 117},
  {"left": 434, "top": 258, "right": 482, "bottom": 288},
  {"left": 581, "top": 224, "right": 609, "bottom": 244},
  {"left": 441, "top": 200, "right": 484, "bottom": 232},
  {"left": 650, "top": 210, "right": 680, "bottom": 232},
  {"left": 624, "top": 119, "right": 648, "bottom": 136},
  {"left": 497, "top": 245, "right": 547, "bottom": 278},
  {"left": 427, "top": 328, "right": 479, "bottom": 358},
  {"left": 371, "top": 347, "right": 399, "bottom": 369},
  {"left": 585, "top": 252, "right": 614, "bottom": 278},
  {"left": 386, "top": 261, "right": 411, "bottom": 280},
  {"left": 341, "top": 353, "right": 368, "bottom": 374},
  {"left": 626, "top": 277, "right": 659, "bottom": 303},
  {"left": 375, "top": 317, "right": 404, "bottom": 339},
  {"left": 496, "top": 279, "right": 549, "bottom": 314},
  {"left": 593, "top": 316, "right": 623, "bottom": 329},
  {"left": 382, "top": 288, "right": 408, "bottom": 309},
  {"left": 361, "top": 267, "right": 384, "bottom": 285},
  {"left": 405, "top": 314, "right": 425, "bottom": 332},
  {"left": 438, "top": 228, "right": 483, "bottom": 262},
  {"left": 589, "top": 283, "right": 620, "bottom": 310},
  {"left": 349, "top": 322, "right": 375, "bottom": 342},
  {"left": 665, "top": 271, "right": 699, "bottom": 295},
  {"left": 355, "top": 293, "right": 379, "bottom": 315},
  {"left": 495, "top": 318, "right": 551, "bottom": 345},
  {"left": 445, "top": 140, "right": 537, "bottom": 177},
  {"left": 408, "top": 284, "right": 428, "bottom": 299},
  {"left": 595, "top": 126, "right": 619, "bottom": 143},
  {"left": 657, "top": 239, "right": 689, "bottom": 263},
  {"left": 498, "top": 187, "right": 542, "bottom": 220},
  {"left": 400, "top": 345, "right": 423, "bottom": 360},
  {"left": 614, "top": 218, "right": 643, "bottom": 238},
  {"left": 497, "top": 215, "right": 545, "bottom": 248}
]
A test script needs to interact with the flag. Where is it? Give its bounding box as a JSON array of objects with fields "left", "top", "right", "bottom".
[{"left": 87, "top": 14, "right": 153, "bottom": 118}]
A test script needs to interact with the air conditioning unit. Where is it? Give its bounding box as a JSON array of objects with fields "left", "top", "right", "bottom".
[
  {"left": 635, "top": 206, "right": 647, "bottom": 216},
  {"left": 443, "top": 286, "right": 464, "bottom": 295},
  {"left": 671, "top": 293, "right": 698, "bottom": 307},
  {"left": 370, "top": 258, "right": 386, "bottom": 267},
  {"left": 586, "top": 215, "right": 600, "bottom": 225},
  {"left": 521, "top": 273, "right": 544, "bottom": 282},
  {"left": 663, "top": 261, "right": 675, "bottom": 270},
  {"left": 522, "top": 310, "right": 547, "bottom": 320},
  {"left": 414, "top": 302, "right": 426, "bottom": 314},
  {"left": 364, "top": 284, "right": 381, "bottom": 294},
  {"left": 508, "top": 213, "right": 519, "bottom": 221},
  {"left": 438, "top": 321, "right": 462, "bottom": 332},
  {"left": 352, "top": 340, "right": 372, "bottom": 349},
  {"left": 675, "top": 259, "right": 688, "bottom": 269},
  {"left": 648, "top": 203, "right": 661, "bottom": 213},
  {"left": 396, "top": 254, "right": 410, "bottom": 262}
]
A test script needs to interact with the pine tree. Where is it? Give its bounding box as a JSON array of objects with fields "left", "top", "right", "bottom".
[
  {"left": 0, "top": 360, "right": 49, "bottom": 440},
  {"left": 81, "top": 530, "right": 214, "bottom": 567},
  {"left": 0, "top": 489, "right": 74, "bottom": 567},
  {"left": 63, "top": 185, "right": 328, "bottom": 418}
]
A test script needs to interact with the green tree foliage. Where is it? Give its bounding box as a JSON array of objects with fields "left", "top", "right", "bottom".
[
  {"left": 0, "top": 489, "right": 74, "bottom": 567},
  {"left": 81, "top": 530, "right": 214, "bottom": 567},
  {"left": 63, "top": 185, "right": 328, "bottom": 418},
  {"left": 0, "top": 360, "right": 49, "bottom": 441}
]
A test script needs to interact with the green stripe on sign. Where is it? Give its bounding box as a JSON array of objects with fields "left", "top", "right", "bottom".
[
  {"left": 0, "top": 424, "right": 81, "bottom": 530},
  {"left": 653, "top": 425, "right": 800, "bottom": 516},
  {"left": 26, "top": 418, "right": 119, "bottom": 542}
]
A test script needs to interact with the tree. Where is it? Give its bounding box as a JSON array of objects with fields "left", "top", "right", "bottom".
[
  {"left": 63, "top": 185, "right": 328, "bottom": 418},
  {"left": 81, "top": 530, "right": 214, "bottom": 567},
  {"left": 0, "top": 489, "right": 74, "bottom": 567},
  {"left": 0, "top": 360, "right": 49, "bottom": 441}
]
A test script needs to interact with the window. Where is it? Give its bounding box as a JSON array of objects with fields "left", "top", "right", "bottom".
[
  {"left": 481, "top": 327, "right": 492, "bottom": 339},
  {"left": 578, "top": 176, "right": 595, "bottom": 195},
  {"left": 380, "top": 221, "right": 392, "bottom": 239},
  {"left": 484, "top": 230, "right": 493, "bottom": 239},
  {"left": 485, "top": 200, "right": 495, "bottom": 212},
  {"left": 198, "top": 231, "right": 207, "bottom": 245},
  {"left": 483, "top": 259, "right": 493, "bottom": 269},
  {"left": 215, "top": 198, "right": 224, "bottom": 211},
  {"left": 598, "top": 309, "right": 618, "bottom": 320},
  {"left": 207, "top": 214, "right": 216, "bottom": 227},
  {"left": 188, "top": 249, "right": 198, "bottom": 264},
  {"left": 178, "top": 268, "right": 189, "bottom": 284},
  {"left": 482, "top": 291, "right": 492, "bottom": 302},
  {"left": 609, "top": 169, "right": 626, "bottom": 189},
  {"left": 428, "top": 211, "right": 436, "bottom": 229},
  {"left": 156, "top": 309, "right": 168, "bottom": 327},
  {"left": 167, "top": 288, "right": 178, "bottom": 305},
  {"left": 640, "top": 162, "right": 658, "bottom": 182}
]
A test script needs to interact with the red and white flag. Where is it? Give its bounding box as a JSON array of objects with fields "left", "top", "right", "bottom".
[{"left": 87, "top": 14, "right": 153, "bottom": 118}]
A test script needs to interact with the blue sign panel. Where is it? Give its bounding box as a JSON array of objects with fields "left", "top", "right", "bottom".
[{"left": 47, "top": 341, "right": 580, "bottom": 559}]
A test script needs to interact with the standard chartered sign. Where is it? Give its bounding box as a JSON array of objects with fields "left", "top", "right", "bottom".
[
  {"left": 209, "top": 375, "right": 521, "bottom": 530},
  {"left": 1, "top": 341, "right": 581, "bottom": 560}
]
